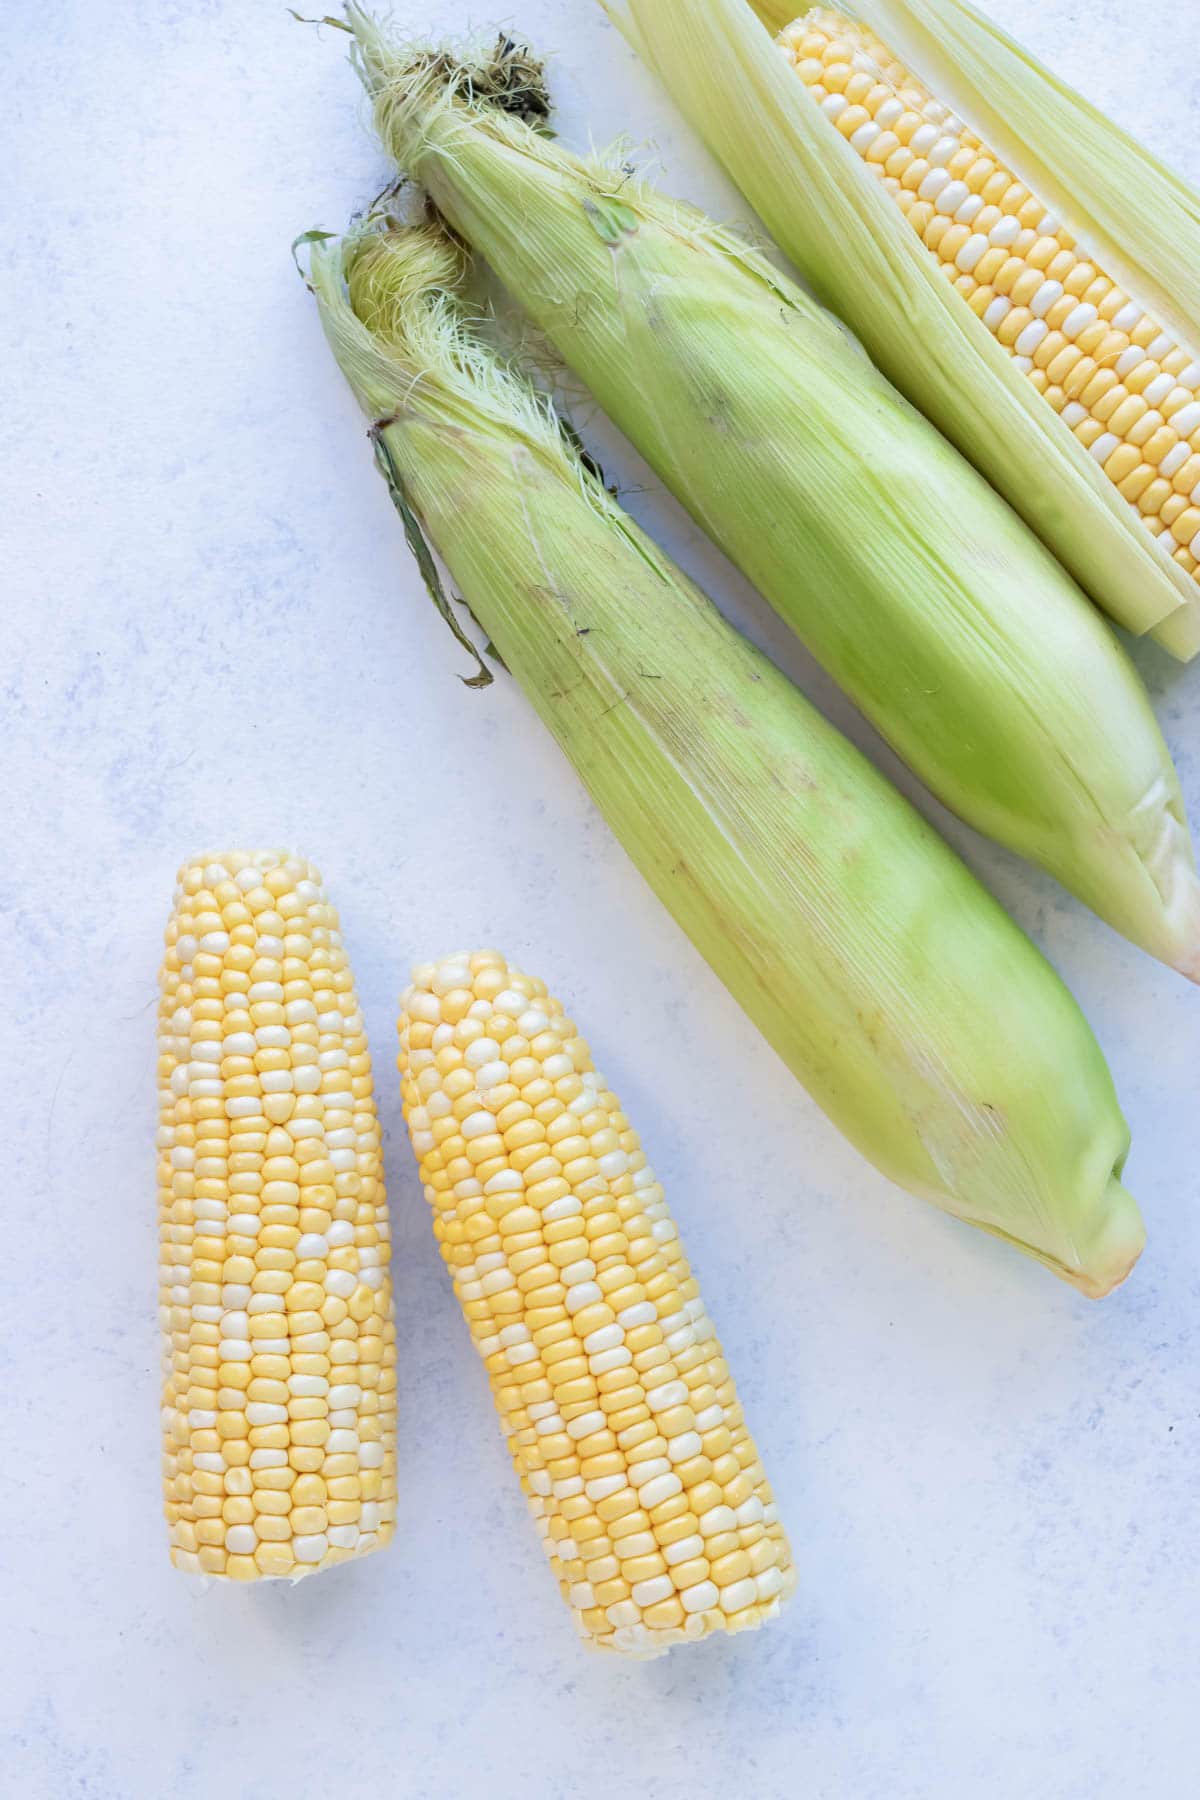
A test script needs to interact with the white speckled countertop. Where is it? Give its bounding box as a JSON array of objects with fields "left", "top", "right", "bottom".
[{"left": 4, "top": 3, "right": 1200, "bottom": 1795}]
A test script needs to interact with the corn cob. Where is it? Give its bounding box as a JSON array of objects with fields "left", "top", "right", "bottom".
[
  {"left": 603, "top": 0, "right": 1200, "bottom": 658},
  {"left": 341, "top": 12, "right": 1200, "bottom": 982},
  {"left": 778, "top": 10, "right": 1200, "bottom": 594},
  {"left": 157, "top": 850, "right": 397, "bottom": 1579},
  {"left": 398, "top": 950, "right": 796, "bottom": 1656},
  {"left": 308, "top": 214, "right": 1143, "bottom": 1295}
]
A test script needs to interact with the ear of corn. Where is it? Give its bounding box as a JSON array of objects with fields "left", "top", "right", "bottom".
[
  {"left": 778, "top": 5, "right": 1200, "bottom": 623},
  {"left": 600, "top": 0, "right": 1200, "bottom": 659},
  {"left": 309, "top": 215, "right": 1144, "bottom": 1296},
  {"left": 398, "top": 950, "right": 796, "bottom": 1657},
  {"left": 340, "top": 16, "right": 1200, "bottom": 983},
  {"left": 158, "top": 850, "right": 397, "bottom": 1579}
]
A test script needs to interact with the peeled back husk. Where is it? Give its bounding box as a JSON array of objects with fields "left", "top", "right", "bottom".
[
  {"left": 341, "top": 15, "right": 1200, "bottom": 984},
  {"left": 308, "top": 216, "right": 1143, "bottom": 1296},
  {"left": 601, "top": 0, "right": 1200, "bottom": 659}
]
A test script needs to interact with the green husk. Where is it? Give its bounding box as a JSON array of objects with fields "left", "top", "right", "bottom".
[
  {"left": 339, "top": 11, "right": 1200, "bottom": 982},
  {"left": 601, "top": 0, "right": 1200, "bottom": 659},
  {"left": 307, "top": 213, "right": 1143, "bottom": 1296}
]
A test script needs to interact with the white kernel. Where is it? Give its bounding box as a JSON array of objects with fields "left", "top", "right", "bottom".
[
  {"left": 326, "top": 1430, "right": 359, "bottom": 1454},
  {"left": 561, "top": 1259, "right": 597, "bottom": 1286},
  {"left": 1147, "top": 332, "right": 1174, "bottom": 360},
  {"left": 1015, "top": 320, "right": 1048, "bottom": 356},
  {"left": 849, "top": 120, "right": 880, "bottom": 152},
  {"left": 493, "top": 990, "right": 527, "bottom": 1016},
  {"left": 289, "top": 1374, "right": 328, "bottom": 1396},
  {"left": 638, "top": 1472, "right": 683, "bottom": 1509},
  {"left": 1012, "top": 355, "right": 1034, "bottom": 375},
  {"left": 632, "top": 1575, "right": 675, "bottom": 1607},
  {"left": 597, "top": 1149, "right": 630, "bottom": 1179},
  {"left": 756, "top": 1566, "right": 785, "bottom": 1601},
  {"left": 1116, "top": 346, "right": 1145, "bottom": 377},
  {"left": 569, "top": 1581, "right": 596, "bottom": 1609},
  {"left": 542, "top": 1053, "right": 574, "bottom": 1079},
  {"left": 719, "top": 1577, "right": 759, "bottom": 1615},
  {"left": 565, "top": 1281, "right": 603, "bottom": 1314},
  {"left": 1061, "top": 401, "right": 1088, "bottom": 428},
  {"left": 1061, "top": 302, "right": 1098, "bottom": 340},
  {"left": 567, "top": 1410, "right": 607, "bottom": 1441},
  {"left": 358, "top": 1441, "right": 386, "bottom": 1469},
  {"left": 983, "top": 296, "right": 1011, "bottom": 331},
  {"left": 328, "top": 1383, "right": 362, "bottom": 1408},
  {"left": 1143, "top": 372, "right": 1175, "bottom": 407},
  {"left": 909, "top": 122, "right": 938, "bottom": 154},
  {"left": 617, "top": 1301, "right": 657, "bottom": 1328},
  {"left": 583, "top": 1323, "right": 623, "bottom": 1354},
  {"left": 461, "top": 1110, "right": 497, "bottom": 1140},
  {"left": 543, "top": 1194, "right": 583, "bottom": 1221},
  {"left": 1159, "top": 443, "right": 1190, "bottom": 478},
  {"left": 954, "top": 232, "right": 988, "bottom": 273},
  {"left": 224, "top": 1526, "right": 258, "bottom": 1554},
  {"left": 1170, "top": 401, "right": 1200, "bottom": 438},
  {"left": 589, "top": 1345, "right": 632, "bottom": 1374},
  {"left": 681, "top": 1580, "right": 719, "bottom": 1615},
  {"left": 484, "top": 1169, "right": 523, "bottom": 1195},
  {"left": 699, "top": 1504, "right": 739, "bottom": 1536},
  {"left": 1089, "top": 431, "right": 1119, "bottom": 464},
  {"left": 664, "top": 1535, "right": 706, "bottom": 1569},
  {"left": 918, "top": 168, "right": 951, "bottom": 201},
  {"left": 646, "top": 1380, "right": 688, "bottom": 1413},
  {"left": 875, "top": 97, "right": 903, "bottom": 127},
  {"left": 1029, "top": 279, "right": 1063, "bottom": 319},
  {"left": 667, "top": 1431, "right": 703, "bottom": 1463},
  {"left": 327, "top": 1525, "right": 361, "bottom": 1550},
  {"left": 928, "top": 135, "right": 958, "bottom": 167},
  {"left": 631, "top": 1166, "right": 657, "bottom": 1190},
  {"left": 360, "top": 1503, "right": 381, "bottom": 1532},
  {"left": 1191, "top": 530, "right": 1200, "bottom": 559},
  {"left": 324, "top": 1269, "right": 356, "bottom": 1298},
  {"left": 249, "top": 1448, "right": 288, "bottom": 1469},
  {"left": 552, "top": 1476, "right": 584, "bottom": 1499},
  {"left": 606, "top": 1600, "right": 642, "bottom": 1629},
  {"left": 954, "top": 194, "right": 984, "bottom": 225},
  {"left": 188, "top": 1409, "right": 217, "bottom": 1429},
  {"left": 629, "top": 1457, "right": 671, "bottom": 1488},
  {"left": 293, "top": 1534, "right": 328, "bottom": 1564},
  {"left": 245, "top": 1403, "right": 288, "bottom": 1426},
  {"left": 821, "top": 92, "right": 849, "bottom": 120},
  {"left": 472, "top": 1060, "right": 510, "bottom": 1092},
  {"left": 218, "top": 1339, "right": 252, "bottom": 1362},
  {"left": 295, "top": 1234, "right": 329, "bottom": 1260},
  {"left": 934, "top": 178, "right": 968, "bottom": 215},
  {"left": 736, "top": 1496, "right": 765, "bottom": 1526},
  {"left": 516, "top": 1009, "right": 550, "bottom": 1037},
  {"left": 585, "top": 1474, "right": 628, "bottom": 1501},
  {"left": 192, "top": 1452, "right": 226, "bottom": 1473}
]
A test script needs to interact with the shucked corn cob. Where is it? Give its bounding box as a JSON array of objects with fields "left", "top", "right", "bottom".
[
  {"left": 399, "top": 951, "right": 795, "bottom": 1655},
  {"left": 341, "top": 12, "right": 1200, "bottom": 982},
  {"left": 157, "top": 850, "right": 397, "bottom": 1579},
  {"left": 309, "top": 214, "right": 1143, "bottom": 1295},
  {"left": 603, "top": 0, "right": 1200, "bottom": 657},
  {"left": 778, "top": 10, "right": 1200, "bottom": 593}
]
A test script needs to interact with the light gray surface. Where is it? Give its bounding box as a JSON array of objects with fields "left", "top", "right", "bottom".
[{"left": 3, "top": 2, "right": 1199, "bottom": 1796}]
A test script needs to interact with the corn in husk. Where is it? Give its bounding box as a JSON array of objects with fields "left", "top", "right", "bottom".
[
  {"left": 340, "top": 11, "right": 1200, "bottom": 983},
  {"left": 603, "top": 0, "right": 1200, "bottom": 659},
  {"left": 308, "top": 214, "right": 1143, "bottom": 1296}
]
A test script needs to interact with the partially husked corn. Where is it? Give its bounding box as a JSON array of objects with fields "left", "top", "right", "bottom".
[
  {"left": 398, "top": 951, "right": 795, "bottom": 1656},
  {"left": 157, "top": 850, "right": 397, "bottom": 1579},
  {"left": 778, "top": 9, "right": 1200, "bottom": 582}
]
